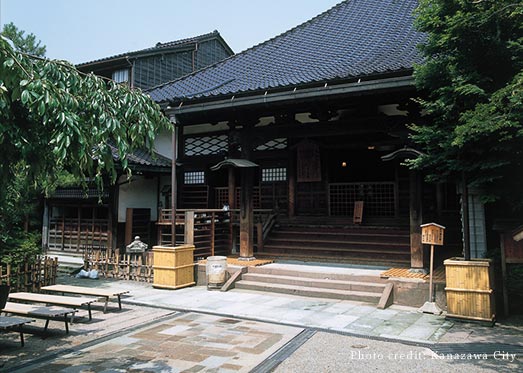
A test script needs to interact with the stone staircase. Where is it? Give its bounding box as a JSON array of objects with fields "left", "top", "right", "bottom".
[
  {"left": 234, "top": 264, "right": 393, "bottom": 308},
  {"left": 257, "top": 222, "right": 411, "bottom": 267}
]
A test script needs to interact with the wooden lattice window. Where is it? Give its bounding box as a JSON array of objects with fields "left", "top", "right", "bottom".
[
  {"left": 184, "top": 171, "right": 205, "bottom": 185},
  {"left": 329, "top": 182, "right": 396, "bottom": 217},
  {"left": 262, "top": 167, "right": 287, "bottom": 182},
  {"left": 185, "top": 135, "right": 228, "bottom": 156},
  {"left": 255, "top": 138, "right": 287, "bottom": 151}
]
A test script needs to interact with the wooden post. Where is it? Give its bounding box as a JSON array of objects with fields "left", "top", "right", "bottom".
[
  {"left": 288, "top": 149, "right": 296, "bottom": 217},
  {"left": 428, "top": 244, "right": 435, "bottom": 302},
  {"left": 500, "top": 234, "right": 510, "bottom": 316},
  {"left": 184, "top": 211, "right": 195, "bottom": 246},
  {"left": 256, "top": 221, "right": 264, "bottom": 251},
  {"left": 228, "top": 167, "right": 236, "bottom": 210},
  {"left": 409, "top": 171, "right": 423, "bottom": 269},
  {"left": 171, "top": 117, "right": 178, "bottom": 246},
  {"left": 462, "top": 173, "right": 471, "bottom": 261},
  {"left": 239, "top": 167, "right": 254, "bottom": 259},
  {"left": 211, "top": 212, "right": 216, "bottom": 256}
]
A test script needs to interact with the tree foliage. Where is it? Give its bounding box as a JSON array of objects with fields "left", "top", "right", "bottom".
[
  {"left": 410, "top": 0, "right": 523, "bottom": 210},
  {"left": 0, "top": 32, "right": 172, "bottom": 259},
  {"left": 1, "top": 22, "right": 46, "bottom": 57}
]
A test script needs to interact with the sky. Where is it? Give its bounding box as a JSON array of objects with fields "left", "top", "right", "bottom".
[{"left": 1, "top": 0, "right": 341, "bottom": 64}]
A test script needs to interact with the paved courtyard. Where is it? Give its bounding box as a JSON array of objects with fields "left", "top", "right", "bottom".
[{"left": 1, "top": 276, "right": 522, "bottom": 372}]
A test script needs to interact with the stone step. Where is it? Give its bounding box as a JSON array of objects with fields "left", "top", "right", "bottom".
[
  {"left": 264, "top": 238, "right": 409, "bottom": 251},
  {"left": 235, "top": 280, "right": 382, "bottom": 303},
  {"left": 261, "top": 244, "right": 410, "bottom": 257},
  {"left": 247, "top": 264, "right": 389, "bottom": 283},
  {"left": 255, "top": 252, "right": 410, "bottom": 267},
  {"left": 241, "top": 273, "right": 385, "bottom": 293}
]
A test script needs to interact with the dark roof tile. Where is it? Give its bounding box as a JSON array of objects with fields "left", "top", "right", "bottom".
[{"left": 148, "top": 0, "right": 425, "bottom": 103}]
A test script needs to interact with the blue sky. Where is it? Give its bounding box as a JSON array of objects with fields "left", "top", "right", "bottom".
[{"left": 1, "top": 0, "right": 341, "bottom": 64}]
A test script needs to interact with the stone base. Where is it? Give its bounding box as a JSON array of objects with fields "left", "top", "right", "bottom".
[
  {"left": 237, "top": 256, "right": 256, "bottom": 262},
  {"left": 418, "top": 301, "right": 442, "bottom": 315},
  {"left": 408, "top": 268, "right": 428, "bottom": 275}
]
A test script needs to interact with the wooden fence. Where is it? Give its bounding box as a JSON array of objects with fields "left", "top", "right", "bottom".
[
  {"left": 84, "top": 248, "right": 153, "bottom": 282},
  {"left": 0, "top": 256, "right": 58, "bottom": 292}
]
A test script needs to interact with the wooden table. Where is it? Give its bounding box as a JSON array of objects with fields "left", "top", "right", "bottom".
[
  {"left": 8, "top": 292, "right": 98, "bottom": 320},
  {"left": 0, "top": 316, "right": 31, "bottom": 346},
  {"left": 2, "top": 302, "right": 76, "bottom": 333},
  {"left": 41, "top": 285, "right": 129, "bottom": 313}
]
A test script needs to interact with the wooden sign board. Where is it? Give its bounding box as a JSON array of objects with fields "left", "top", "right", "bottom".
[
  {"left": 503, "top": 233, "right": 523, "bottom": 264},
  {"left": 353, "top": 201, "right": 364, "bottom": 224},
  {"left": 421, "top": 223, "right": 445, "bottom": 246},
  {"left": 296, "top": 140, "right": 321, "bottom": 182}
]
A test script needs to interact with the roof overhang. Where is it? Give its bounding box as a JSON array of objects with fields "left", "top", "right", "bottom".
[
  {"left": 164, "top": 74, "right": 415, "bottom": 119},
  {"left": 210, "top": 159, "right": 259, "bottom": 171},
  {"left": 381, "top": 147, "right": 424, "bottom": 162}
]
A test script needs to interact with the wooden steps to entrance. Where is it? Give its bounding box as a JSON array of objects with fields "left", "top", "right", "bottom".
[
  {"left": 257, "top": 223, "right": 411, "bottom": 266},
  {"left": 234, "top": 265, "right": 392, "bottom": 307}
]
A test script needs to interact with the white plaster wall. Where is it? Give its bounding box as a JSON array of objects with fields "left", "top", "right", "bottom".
[
  {"left": 118, "top": 175, "right": 159, "bottom": 222},
  {"left": 153, "top": 130, "right": 173, "bottom": 159}
]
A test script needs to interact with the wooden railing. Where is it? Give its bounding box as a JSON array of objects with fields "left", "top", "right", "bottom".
[
  {"left": 157, "top": 209, "right": 232, "bottom": 259},
  {"left": 157, "top": 208, "right": 276, "bottom": 257},
  {"left": 0, "top": 256, "right": 58, "bottom": 292}
]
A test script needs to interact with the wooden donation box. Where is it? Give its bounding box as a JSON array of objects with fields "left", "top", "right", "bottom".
[
  {"left": 421, "top": 223, "right": 445, "bottom": 246},
  {"left": 152, "top": 245, "right": 195, "bottom": 290}
]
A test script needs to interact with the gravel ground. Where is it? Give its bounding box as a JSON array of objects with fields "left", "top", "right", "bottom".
[
  {"left": 274, "top": 332, "right": 522, "bottom": 373},
  {"left": 0, "top": 303, "right": 175, "bottom": 372}
]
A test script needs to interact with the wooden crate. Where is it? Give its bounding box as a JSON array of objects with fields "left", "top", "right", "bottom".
[
  {"left": 152, "top": 245, "right": 195, "bottom": 290},
  {"left": 444, "top": 257, "right": 495, "bottom": 323}
]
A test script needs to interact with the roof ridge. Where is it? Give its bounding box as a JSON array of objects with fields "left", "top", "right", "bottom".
[
  {"left": 154, "top": 30, "right": 219, "bottom": 48},
  {"left": 77, "top": 30, "right": 224, "bottom": 67},
  {"left": 146, "top": 0, "right": 349, "bottom": 97}
]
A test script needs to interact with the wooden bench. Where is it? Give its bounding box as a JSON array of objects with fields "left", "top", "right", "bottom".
[
  {"left": 0, "top": 316, "right": 31, "bottom": 346},
  {"left": 41, "top": 285, "right": 129, "bottom": 313},
  {"left": 8, "top": 292, "right": 98, "bottom": 321},
  {"left": 2, "top": 302, "right": 76, "bottom": 334}
]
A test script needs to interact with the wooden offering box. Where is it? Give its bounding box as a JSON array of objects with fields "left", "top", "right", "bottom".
[{"left": 152, "top": 245, "right": 195, "bottom": 290}]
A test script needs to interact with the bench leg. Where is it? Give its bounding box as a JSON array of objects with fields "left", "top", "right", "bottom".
[
  {"left": 88, "top": 305, "right": 92, "bottom": 321},
  {"left": 103, "top": 297, "right": 108, "bottom": 313},
  {"left": 64, "top": 315, "right": 69, "bottom": 334},
  {"left": 118, "top": 295, "right": 122, "bottom": 310},
  {"left": 19, "top": 330, "right": 24, "bottom": 347},
  {"left": 44, "top": 319, "right": 50, "bottom": 333}
]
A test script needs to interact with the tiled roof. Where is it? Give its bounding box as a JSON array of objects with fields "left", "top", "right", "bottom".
[
  {"left": 109, "top": 144, "right": 171, "bottom": 169},
  {"left": 51, "top": 187, "right": 108, "bottom": 199},
  {"left": 149, "top": 0, "right": 425, "bottom": 103},
  {"left": 77, "top": 31, "right": 229, "bottom": 67}
]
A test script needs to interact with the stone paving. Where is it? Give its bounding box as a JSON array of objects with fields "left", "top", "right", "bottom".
[
  {"left": 2, "top": 274, "right": 521, "bottom": 372},
  {"left": 120, "top": 281, "right": 453, "bottom": 343},
  {"left": 17, "top": 313, "right": 302, "bottom": 373}
]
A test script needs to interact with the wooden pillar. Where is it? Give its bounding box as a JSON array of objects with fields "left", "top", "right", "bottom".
[
  {"left": 41, "top": 200, "right": 49, "bottom": 251},
  {"left": 184, "top": 211, "right": 194, "bottom": 246},
  {"left": 239, "top": 167, "right": 254, "bottom": 259},
  {"left": 171, "top": 118, "right": 178, "bottom": 246},
  {"left": 288, "top": 149, "right": 296, "bottom": 217},
  {"left": 228, "top": 167, "right": 236, "bottom": 209},
  {"left": 409, "top": 170, "right": 423, "bottom": 270}
]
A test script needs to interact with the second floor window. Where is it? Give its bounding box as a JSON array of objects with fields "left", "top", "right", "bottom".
[{"left": 112, "top": 69, "right": 129, "bottom": 84}]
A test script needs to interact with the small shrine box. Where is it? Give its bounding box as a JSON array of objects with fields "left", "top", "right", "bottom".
[{"left": 421, "top": 223, "right": 445, "bottom": 246}]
